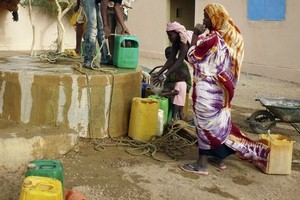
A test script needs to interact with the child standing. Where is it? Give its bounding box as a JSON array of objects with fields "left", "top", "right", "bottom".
[{"left": 161, "top": 70, "right": 187, "bottom": 120}]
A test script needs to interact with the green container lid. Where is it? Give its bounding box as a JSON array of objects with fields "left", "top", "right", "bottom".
[{"left": 25, "top": 160, "right": 64, "bottom": 188}]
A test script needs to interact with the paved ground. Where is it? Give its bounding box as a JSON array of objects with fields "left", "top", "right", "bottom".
[{"left": 1, "top": 54, "right": 300, "bottom": 200}]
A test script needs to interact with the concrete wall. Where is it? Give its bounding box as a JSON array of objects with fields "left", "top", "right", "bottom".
[
  {"left": 195, "top": 0, "right": 300, "bottom": 84},
  {"left": 0, "top": 6, "right": 75, "bottom": 51},
  {"left": 170, "top": 0, "right": 195, "bottom": 30},
  {"left": 1, "top": 1, "right": 300, "bottom": 84},
  {"left": 126, "top": 0, "right": 170, "bottom": 59},
  {"left": 130, "top": 0, "right": 300, "bottom": 84}
]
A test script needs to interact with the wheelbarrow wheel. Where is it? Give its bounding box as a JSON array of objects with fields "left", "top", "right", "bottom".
[{"left": 248, "top": 110, "right": 276, "bottom": 134}]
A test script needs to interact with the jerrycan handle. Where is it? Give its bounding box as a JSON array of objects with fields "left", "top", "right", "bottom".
[
  {"left": 39, "top": 165, "right": 56, "bottom": 169},
  {"left": 116, "top": 35, "right": 139, "bottom": 48}
]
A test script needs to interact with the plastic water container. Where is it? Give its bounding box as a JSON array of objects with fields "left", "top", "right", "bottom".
[
  {"left": 128, "top": 97, "right": 159, "bottom": 141},
  {"left": 149, "top": 95, "right": 169, "bottom": 126},
  {"left": 19, "top": 176, "right": 63, "bottom": 200},
  {"left": 113, "top": 35, "right": 139, "bottom": 69},
  {"left": 25, "top": 160, "right": 64, "bottom": 189},
  {"left": 65, "top": 189, "right": 87, "bottom": 200},
  {"left": 157, "top": 109, "right": 164, "bottom": 136},
  {"left": 258, "top": 134, "right": 293, "bottom": 174},
  {"left": 141, "top": 83, "right": 151, "bottom": 98}
]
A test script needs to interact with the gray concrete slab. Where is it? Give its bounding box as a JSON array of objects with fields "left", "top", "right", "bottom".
[{"left": 0, "top": 119, "right": 78, "bottom": 171}]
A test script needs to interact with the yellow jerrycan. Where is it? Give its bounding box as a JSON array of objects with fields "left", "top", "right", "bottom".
[{"left": 128, "top": 97, "right": 159, "bottom": 141}]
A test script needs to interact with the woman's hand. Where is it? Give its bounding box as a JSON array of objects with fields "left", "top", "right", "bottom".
[{"left": 193, "top": 23, "right": 206, "bottom": 36}]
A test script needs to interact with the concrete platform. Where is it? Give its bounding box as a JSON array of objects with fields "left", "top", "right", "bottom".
[
  {"left": 0, "top": 51, "right": 142, "bottom": 170},
  {"left": 0, "top": 51, "right": 142, "bottom": 139},
  {"left": 0, "top": 119, "right": 78, "bottom": 171}
]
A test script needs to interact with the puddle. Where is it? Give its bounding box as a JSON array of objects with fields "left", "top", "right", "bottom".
[
  {"left": 232, "top": 175, "right": 254, "bottom": 186},
  {"left": 202, "top": 186, "right": 239, "bottom": 200}
]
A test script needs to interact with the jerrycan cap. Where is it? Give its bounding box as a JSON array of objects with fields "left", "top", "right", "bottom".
[
  {"left": 27, "top": 163, "right": 37, "bottom": 169},
  {"left": 23, "top": 179, "right": 32, "bottom": 187}
]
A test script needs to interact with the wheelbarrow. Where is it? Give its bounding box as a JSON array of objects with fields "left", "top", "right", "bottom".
[{"left": 246, "top": 97, "right": 300, "bottom": 134}]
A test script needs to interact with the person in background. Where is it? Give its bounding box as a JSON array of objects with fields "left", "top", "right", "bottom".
[
  {"left": 73, "top": 0, "right": 85, "bottom": 57},
  {"left": 65, "top": 0, "right": 85, "bottom": 58},
  {"left": 107, "top": 1, "right": 121, "bottom": 59},
  {"left": 107, "top": 0, "right": 134, "bottom": 59},
  {"left": 161, "top": 70, "right": 188, "bottom": 120},
  {"left": 179, "top": 3, "right": 270, "bottom": 175},
  {"left": 82, "top": 0, "right": 129, "bottom": 68},
  {"left": 82, "top": 0, "right": 110, "bottom": 67},
  {"left": 122, "top": 0, "right": 135, "bottom": 21},
  {"left": 100, "top": 0, "right": 130, "bottom": 38}
]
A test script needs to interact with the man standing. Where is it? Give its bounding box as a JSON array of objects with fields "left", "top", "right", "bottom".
[
  {"left": 107, "top": 0, "right": 134, "bottom": 58},
  {"left": 82, "top": 0, "right": 129, "bottom": 68}
]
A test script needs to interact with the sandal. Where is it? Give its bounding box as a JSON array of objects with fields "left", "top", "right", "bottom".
[
  {"left": 179, "top": 163, "right": 208, "bottom": 175},
  {"left": 208, "top": 158, "right": 227, "bottom": 170},
  {"left": 65, "top": 49, "right": 81, "bottom": 59}
]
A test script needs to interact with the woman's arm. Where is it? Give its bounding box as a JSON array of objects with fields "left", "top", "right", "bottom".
[
  {"left": 164, "top": 42, "right": 189, "bottom": 77},
  {"left": 191, "top": 23, "right": 206, "bottom": 46}
]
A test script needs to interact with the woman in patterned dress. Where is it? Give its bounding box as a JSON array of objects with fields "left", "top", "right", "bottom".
[{"left": 180, "top": 3, "right": 270, "bottom": 175}]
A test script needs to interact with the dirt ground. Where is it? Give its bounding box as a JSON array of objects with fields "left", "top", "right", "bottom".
[{"left": 1, "top": 69, "right": 300, "bottom": 200}]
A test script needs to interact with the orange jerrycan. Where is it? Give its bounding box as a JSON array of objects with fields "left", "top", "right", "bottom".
[{"left": 128, "top": 97, "right": 159, "bottom": 141}]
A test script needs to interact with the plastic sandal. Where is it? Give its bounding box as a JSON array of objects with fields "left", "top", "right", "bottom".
[
  {"left": 208, "top": 158, "right": 227, "bottom": 170},
  {"left": 65, "top": 49, "right": 81, "bottom": 58},
  {"left": 179, "top": 163, "right": 209, "bottom": 175}
]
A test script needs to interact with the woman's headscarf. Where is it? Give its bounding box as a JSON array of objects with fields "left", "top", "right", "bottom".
[
  {"left": 204, "top": 3, "right": 244, "bottom": 80},
  {"left": 166, "top": 21, "right": 193, "bottom": 45}
]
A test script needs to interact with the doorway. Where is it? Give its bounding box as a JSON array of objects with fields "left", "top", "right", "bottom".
[{"left": 169, "top": 0, "right": 195, "bottom": 30}]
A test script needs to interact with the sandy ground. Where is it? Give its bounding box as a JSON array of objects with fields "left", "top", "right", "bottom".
[{"left": 1, "top": 56, "right": 300, "bottom": 200}]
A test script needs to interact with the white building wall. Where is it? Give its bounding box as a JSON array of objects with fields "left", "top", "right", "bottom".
[
  {"left": 1, "top": 1, "right": 300, "bottom": 84},
  {"left": 126, "top": 0, "right": 170, "bottom": 59},
  {"left": 195, "top": 0, "right": 300, "bottom": 84},
  {"left": 0, "top": 6, "right": 75, "bottom": 51}
]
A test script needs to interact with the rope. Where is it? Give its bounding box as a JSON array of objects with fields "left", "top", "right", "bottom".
[
  {"left": 93, "top": 120, "right": 198, "bottom": 162},
  {"left": 71, "top": 61, "right": 116, "bottom": 138},
  {"left": 38, "top": 51, "right": 77, "bottom": 64},
  {"left": 36, "top": 35, "right": 198, "bottom": 162},
  {"left": 38, "top": 36, "right": 117, "bottom": 138}
]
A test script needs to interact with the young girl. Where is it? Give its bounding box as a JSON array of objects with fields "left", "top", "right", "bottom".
[{"left": 161, "top": 70, "right": 187, "bottom": 120}]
